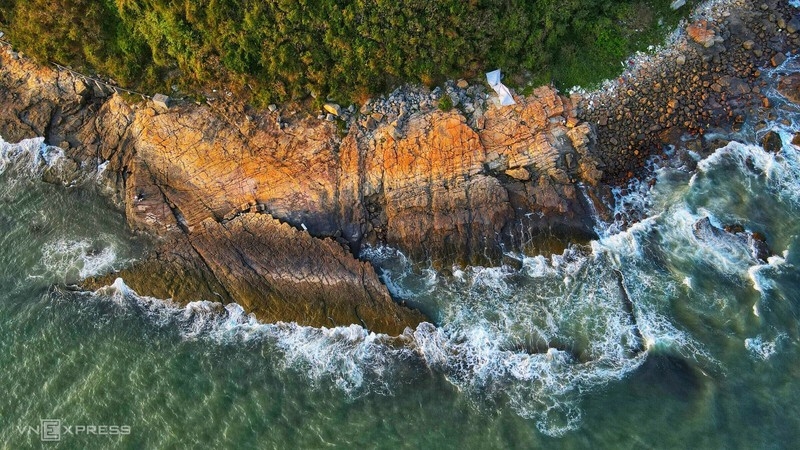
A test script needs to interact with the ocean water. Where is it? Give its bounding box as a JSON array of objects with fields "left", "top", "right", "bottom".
[{"left": 2, "top": 65, "right": 800, "bottom": 448}]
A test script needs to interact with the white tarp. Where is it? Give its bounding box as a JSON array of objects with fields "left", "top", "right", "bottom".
[{"left": 485, "top": 69, "right": 516, "bottom": 106}]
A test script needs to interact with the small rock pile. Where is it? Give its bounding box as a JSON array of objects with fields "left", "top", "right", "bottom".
[{"left": 311, "top": 79, "right": 493, "bottom": 138}]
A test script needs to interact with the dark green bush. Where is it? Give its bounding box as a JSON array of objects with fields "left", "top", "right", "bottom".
[
  {"left": 0, "top": 0, "right": 697, "bottom": 105},
  {"left": 438, "top": 95, "right": 453, "bottom": 112}
]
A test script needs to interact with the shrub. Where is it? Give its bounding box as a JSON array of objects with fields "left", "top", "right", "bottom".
[
  {"left": 438, "top": 95, "right": 453, "bottom": 112},
  {"left": 0, "top": 0, "right": 698, "bottom": 105}
]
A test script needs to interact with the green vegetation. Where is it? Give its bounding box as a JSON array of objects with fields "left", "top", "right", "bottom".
[
  {"left": 0, "top": 0, "right": 696, "bottom": 106},
  {"left": 438, "top": 94, "right": 453, "bottom": 112}
]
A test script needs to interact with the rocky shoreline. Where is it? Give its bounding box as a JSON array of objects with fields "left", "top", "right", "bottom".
[
  {"left": 579, "top": 0, "right": 799, "bottom": 182},
  {"left": 0, "top": 0, "right": 798, "bottom": 335}
]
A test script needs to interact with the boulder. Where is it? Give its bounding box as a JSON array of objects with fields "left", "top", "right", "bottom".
[
  {"left": 324, "top": 102, "right": 342, "bottom": 116},
  {"left": 778, "top": 73, "right": 800, "bottom": 104},
  {"left": 152, "top": 93, "right": 170, "bottom": 109},
  {"left": 771, "top": 52, "right": 787, "bottom": 67},
  {"left": 505, "top": 167, "right": 531, "bottom": 181},
  {"left": 787, "top": 15, "right": 800, "bottom": 34},
  {"left": 761, "top": 131, "right": 782, "bottom": 153},
  {"left": 687, "top": 20, "right": 716, "bottom": 48}
]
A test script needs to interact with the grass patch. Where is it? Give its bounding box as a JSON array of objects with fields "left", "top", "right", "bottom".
[
  {"left": 549, "top": 0, "right": 701, "bottom": 91},
  {"left": 438, "top": 95, "right": 454, "bottom": 112}
]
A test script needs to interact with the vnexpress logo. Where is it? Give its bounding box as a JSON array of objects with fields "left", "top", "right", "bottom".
[
  {"left": 18, "top": 419, "right": 131, "bottom": 441},
  {"left": 40, "top": 419, "right": 61, "bottom": 442}
]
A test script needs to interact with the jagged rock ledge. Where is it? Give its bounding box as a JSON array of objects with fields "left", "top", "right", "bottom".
[
  {"left": 1, "top": 0, "right": 797, "bottom": 335},
  {"left": 0, "top": 39, "right": 602, "bottom": 335}
]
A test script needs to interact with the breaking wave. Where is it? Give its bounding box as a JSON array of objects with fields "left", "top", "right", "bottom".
[
  {"left": 0, "top": 136, "right": 65, "bottom": 179},
  {"left": 40, "top": 238, "right": 121, "bottom": 280}
]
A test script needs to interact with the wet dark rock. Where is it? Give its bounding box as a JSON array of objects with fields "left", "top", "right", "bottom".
[
  {"left": 788, "top": 15, "right": 800, "bottom": 34},
  {"left": 723, "top": 224, "right": 745, "bottom": 234},
  {"left": 501, "top": 254, "right": 524, "bottom": 271},
  {"left": 770, "top": 52, "right": 787, "bottom": 67},
  {"left": 778, "top": 73, "right": 800, "bottom": 104},
  {"left": 761, "top": 130, "right": 782, "bottom": 153},
  {"left": 694, "top": 217, "right": 774, "bottom": 263},
  {"left": 749, "top": 231, "right": 772, "bottom": 262}
]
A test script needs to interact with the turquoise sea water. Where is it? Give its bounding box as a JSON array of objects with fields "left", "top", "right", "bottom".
[{"left": 1, "top": 61, "right": 800, "bottom": 448}]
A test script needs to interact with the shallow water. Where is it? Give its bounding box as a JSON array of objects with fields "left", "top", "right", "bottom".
[{"left": 2, "top": 64, "right": 800, "bottom": 448}]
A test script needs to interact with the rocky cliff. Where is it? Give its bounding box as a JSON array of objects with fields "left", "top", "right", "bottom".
[
  {"left": 2, "top": 0, "right": 797, "bottom": 335},
  {"left": 0, "top": 44, "right": 601, "bottom": 334}
]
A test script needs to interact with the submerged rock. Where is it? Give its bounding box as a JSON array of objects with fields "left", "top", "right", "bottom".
[{"left": 694, "top": 218, "right": 773, "bottom": 263}]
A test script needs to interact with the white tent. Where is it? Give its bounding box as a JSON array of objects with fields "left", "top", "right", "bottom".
[{"left": 485, "top": 69, "right": 516, "bottom": 106}]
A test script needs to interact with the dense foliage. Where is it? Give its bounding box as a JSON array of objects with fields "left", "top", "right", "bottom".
[{"left": 0, "top": 0, "right": 694, "bottom": 105}]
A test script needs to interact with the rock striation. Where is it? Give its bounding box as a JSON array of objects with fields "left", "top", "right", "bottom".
[
  {"left": 8, "top": 0, "right": 794, "bottom": 335},
  {"left": 0, "top": 42, "right": 600, "bottom": 334}
]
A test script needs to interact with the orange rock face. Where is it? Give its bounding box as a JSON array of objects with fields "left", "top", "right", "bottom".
[
  {"left": 110, "top": 83, "right": 598, "bottom": 265},
  {"left": 0, "top": 48, "right": 601, "bottom": 332}
]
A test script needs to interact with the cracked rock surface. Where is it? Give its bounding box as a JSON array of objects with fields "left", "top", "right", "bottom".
[{"left": 0, "top": 44, "right": 602, "bottom": 334}]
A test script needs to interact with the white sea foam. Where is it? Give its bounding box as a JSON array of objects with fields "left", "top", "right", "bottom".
[
  {"left": 0, "top": 136, "right": 65, "bottom": 178},
  {"left": 748, "top": 253, "right": 792, "bottom": 320},
  {"left": 89, "top": 268, "right": 660, "bottom": 436},
  {"left": 95, "top": 278, "right": 418, "bottom": 396},
  {"left": 744, "top": 334, "right": 784, "bottom": 360},
  {"left": 698, "top": 140, "right": 800, "bottom": 206},
  {"left": 40, "top": 237, "right": 120, "bottom": 279}
]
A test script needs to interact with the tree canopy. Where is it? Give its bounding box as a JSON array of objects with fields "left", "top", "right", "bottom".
[{"left": 0, "top": 0, "right": 695, "bottom": 105}]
